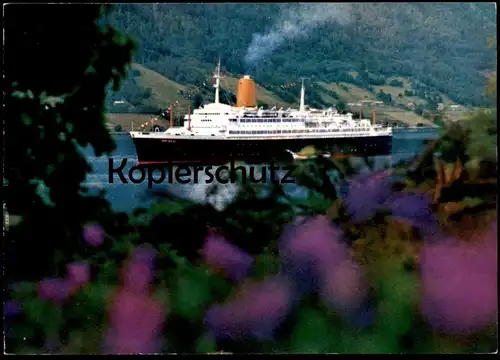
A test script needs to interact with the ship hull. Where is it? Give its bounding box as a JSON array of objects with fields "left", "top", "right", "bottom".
[{"left": 131, "top": 135, "right": 392, "bottom": 165}]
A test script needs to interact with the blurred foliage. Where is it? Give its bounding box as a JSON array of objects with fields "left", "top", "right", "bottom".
[
  {"left": 4, "top": 4, "right": 497, "bottom": 355},
  {"left": 4, "top": 4, "right": 136, "bottom": 282}
]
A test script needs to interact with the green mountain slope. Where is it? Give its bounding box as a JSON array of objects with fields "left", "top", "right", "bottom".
[{"left": 107, "top": 3, "right": 496, "bottom": 108}]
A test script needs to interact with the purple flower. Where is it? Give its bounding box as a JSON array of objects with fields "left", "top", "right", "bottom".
[
  {"left": 343, "top": 171, "right": 394, "bottom": 222},
  {"left": 67, "top": 261, "right": 90, "bottom": 287},
  {"left": 204, "top": 277, "right": 294, "bottom": 341},
  {"left": 201, "top": 235, "right": 254, "bottom": 282},
  {"left": 4, "top": 300, "right": 21, "bottom": 317},
  {"left": 131, "top": 246, "right": 157, "bottom": 269},
  {"left": 122, "top": 263, "right": 155, "bottom": 294},
  {"left": 319, "top": 259, "right": 368, "bottom": 317},
  {"left": 420, "top": 233, "right": 497, "bottom": 335},
  {"left": 38, "top": 278, "right": 74, "bottom": 303},
  {"left": 83, "top": 222, "right": 105, "bottom": 247},
  {"left": 103, "top": 290, "right": 165, "bottom": 354},
  {"left": 279, "top": 216, "right": 350, "bottom": 295},
  {"left": 386, "top": 192, "right": 439, "bottom": 235}
]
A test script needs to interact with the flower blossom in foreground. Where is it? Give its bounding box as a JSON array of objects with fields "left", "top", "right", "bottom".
[
  {"left": 319, "top": 258, "right": 369, "bottom": 319},
  {"left": 103, "top": 245, "right": 165, "bottom": 354},
  {"left": 66, "top": 261, "right": 91, "bottom": 287},
  {"left": 201, "top": 234, "right": 254, "bottom": 282},
  {"left": 342, "top": 170, "right": 394, "bottom": 222},
  {"left": 122, "top": 263, "right": 155, "bottom": 294},
  {"left": 279, "top": 215, "right": 351, "bottom": 295},
  {"left": 279, "top": 215, "right": 371, "bottom": 325},
  {"left": 103, "top": 290, "right": 165, "bottom": 354},
  {"left": 204, "top": 277, "right": 295, "bottom": 341},
  {"left": 38, "top": 278, "right": 75, "bottom": 303},
  {"left": 121, "top": 245, "right": 158, "bottom": 294},
  {"left": 386, "top": 192, "right": 439, "bottom": 236},
  {"left": 131, "top": 246, "right": 157, "bottom": 269},
  {"left": 420, "top": 219, "right": 498, "bottom": 334},
  {"left": 83, "top": 222, "right": 105, "bottom": 247}
]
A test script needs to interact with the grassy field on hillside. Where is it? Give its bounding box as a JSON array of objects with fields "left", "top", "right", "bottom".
[
  {"left": 132, "top": 64, "right": 191, "bottom": 108},
  {"left": 318, "top": 82, "right": 374, "bottom": 103}
]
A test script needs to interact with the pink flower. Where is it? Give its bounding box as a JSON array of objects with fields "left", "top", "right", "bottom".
[
  {"left": 131, "top": 246, "right": 157, "bottom": 268},
  {"left": 201, "top": 235, "right": 254, "bottom": 282},
  {"left": 122, "top": 263, "right": 155, "bottom": 294},
  {"left": 83, "top": 222, "right": 105, "bottom": 247},
  {"left": 420, "top": 226, "right": 498, "bottom": 334},
  {"left": 38, "top": 278, "right": 74, "bottom": 303},
  {"left": 279, "top": 216, "right": 350, "bottom": 294},
  {"left": 66, "top": 261, "right": 90, "bottom": 287},
  {"left": 204, "top": 277, "right": 294, "bottom": 341},
  {"left": 319, "top": 259, "right": 368, "bottom": 316},
  {"left": 103, "top": 289, "right": 165, "bottom": 354}
]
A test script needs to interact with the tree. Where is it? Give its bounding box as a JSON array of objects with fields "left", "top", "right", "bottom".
[
  {"left": 388, "top": 79, "right": 404, "bottom": 87},
  {"left": 192, "top": 92, "right": 204, "bottom": 108},
  {"left": 433, "top": 114, "right": 444, "bottom": 127},
  {"left": 257, "top": 101, "right": 269, "bottom": 109},
  {"left": 415, "top": 104, "right": 425, "bottom": 116},
  {"left": 336, "top": 101, "right": 347, "bottom": 113},
  {"left": 4, "top": 4, "right": 135, "bottom": 280},
  {"left": 404, "top": 89, "right": 414, "bottom": 97}
]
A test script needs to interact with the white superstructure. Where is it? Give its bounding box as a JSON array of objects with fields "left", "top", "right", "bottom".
[{"left": 130, "top": 61, "right": 392, "bottom": 141}]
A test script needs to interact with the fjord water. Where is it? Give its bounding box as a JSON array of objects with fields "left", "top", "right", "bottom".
[{"left": 82, "top": 128, "right": 439, "bottom": 212}]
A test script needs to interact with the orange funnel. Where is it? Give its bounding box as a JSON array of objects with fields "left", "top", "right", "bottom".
[{"left": 236, "top": 75, "right": 257, "bottom": 108}]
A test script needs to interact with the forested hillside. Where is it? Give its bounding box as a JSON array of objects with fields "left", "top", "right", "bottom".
[{"left": 107, "top": 3, "right": 496, "bottom": 112}]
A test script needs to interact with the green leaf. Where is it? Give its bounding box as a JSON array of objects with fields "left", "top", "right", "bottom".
[
  {"left": 10, "top": 281, "right": 37, "bottom": 300},
  {"left": 290, "top": 308, "right": 336, "bottom": 353},
  {"left": 375, "top": 268, "right": 418, "bottom": 339},
  {"left": 170, "top": 268, "right": 212, "bottom": 321},
  {"left": 345, "top": 332, "right": 400, "bottom": 354},
  {"left": 252, "top": 253, "right": 279, "bottom": 279},
  {"left": 195, "top": 333, "right": 217, "bottom": 353},
  {"left": 24, "top": 298, "right": 63, "bottom": 336}
]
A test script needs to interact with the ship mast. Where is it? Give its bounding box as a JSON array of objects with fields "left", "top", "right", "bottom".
[
  {"left": 213, "top": 59, "right": 222, "bottom": 104},
  {"left": 299, "top": 77, "right": 306, "bottom": 112}
]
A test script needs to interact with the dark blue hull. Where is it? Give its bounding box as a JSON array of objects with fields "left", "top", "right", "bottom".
[{"left": 132, "top": 135, "right": 392, "bottom": 165}]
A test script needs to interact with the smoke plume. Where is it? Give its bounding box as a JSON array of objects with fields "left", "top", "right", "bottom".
[{"left": 244, "top": 4, "right": 352, "bottom": 68}]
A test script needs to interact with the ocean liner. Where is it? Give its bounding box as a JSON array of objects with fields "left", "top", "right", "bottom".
[{"left": 130, "top": 61, "right": 392, "bottom": 165}]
